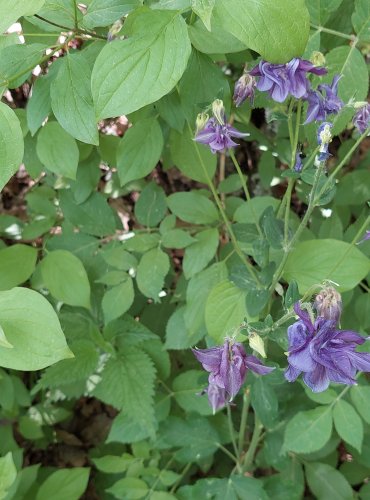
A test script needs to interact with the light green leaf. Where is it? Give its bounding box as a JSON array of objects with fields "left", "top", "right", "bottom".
[
  {"left": 36, "top": 468, "right": 90, "bottom": 500},
  {"left": 188, "top": 17, "right": 246, "bottom": 54},
  {"left": 307, "top": 0, "right": 344, "bottom": 26},
  {"left": 117, "top": 118, "right": 163, "bottom": 186},
  {"left": 0, "top": 43, "right": 45, "bottom": 90},
  {"left": 50, "top": 53, "right": 98, "bottom": 145},
  {"left": 283, "top": 239, "right": 370, "bottom": 293},
  {"left": 0, "top": 287, "right": 73, "bottom": 371},
  {"left": 92, "top": 9, "right": 191, "bottom": 119},
  {"left": 36, "top": 122, "right": 79, "bottom": 179},
  {"left": 135, "top": 183, "right": 167, "bottom": 228},
  {"left": 335, "top": 170, "right": 370, "bottom": 205},
  {"left": 215, "top": 0, "right": 310, "bottom": 63},
  {"left": 333, "top": 399, "right": 363, "bottom": 452},
  {"left": 0, "top": 244, "right": 37, "bottom": 290},
  {"left": 172, "top": 370, "right": 213, "bottom": 416},
  {"left": 136, "top": 247, "right": 170, "bottom": 301},
  {"left": 107, "top": 477, "right": 148, "bottom": 500},
  {"left": 40, "top": 250, "right": 91, "bottom": 308},
  {"left": 352, "top": 0, "right": 370, "bottom": 41},
  {"left": 283, "top": 407, "right": 333, "bottom": 454},
  {"left": 205, "top": 279, "right": 247, "bottom": 342},
  {"left": 84, "top": 0, "right": 140, "bottom": 28},
  {"left": 165, "top": 307, "right": 204, "bottom": 349},
  {"left": 102, "top": 278, "right": 134, "bottom": 324},
  {"left": 191, "top": 0, "right": 215, "bottom": 30},
  {"left": 350, "top": 385, "right": 370, "bottom": 425},
  {"left": 167, "top": 192, "right": 218, "bottom": 224},
  {"left": 305, "top": 462, "right": 353, "bottom": 500},
  {"left": 0, "top": 0, "right": 45, "bottom": 35},
  {"left": 0, "top": 102, "right": 24, "bottom": 191},
  {"left": 169, "top": 126, "right": 217, "bottom": 183},
  {"left": 183, "top": 228, "right": 219, "bottom": 278},
  {"left": 0, "top": 452, "right": 17, "bottom": 499},
  {"left": 92, "top": 454, "right": 134, "bottom": 474},
  {"left": 161, "top": 229, "right": 196, "bottom": 249}
]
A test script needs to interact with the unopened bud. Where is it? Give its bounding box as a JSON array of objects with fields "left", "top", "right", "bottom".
[
  {"left": 310, "top": 51, "right": 326, "bottom": 67},
  {"left": 212, "top": 99, "right": 225, "bottom": 125},
  {"left": 314, "top": 286, "right": 342, "bottom": 323},
  {"left": 107, "top": 19, "right": 123, "bottom": 42},
  {"left": 249, "top": 332, "right": 266, "bottom": 358},
  {"left": 233, "top": 72, "right": 256, "bottom": 107},
  {"left": 353, "top": 101, "right": 368, "bottom": 110},
  {"left": 195, "top": 112, "right": 209, "bottom": 134}
]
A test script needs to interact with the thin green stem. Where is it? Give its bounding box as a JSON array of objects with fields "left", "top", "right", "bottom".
[
  {"left": 283, "top": 179, "right": 294, "bottom": 245},
  {"left": 170, "top": 462, "right": 192, "bottom": 494},
  {"left": 145, "top": 457, "right": 175, "bottom": 499},
  {"left": 227, "top": 404, "right": 240, "bottom": 462},
  {"left": 238, "top": 389, "right": 251, "bottom": 454},
  {"left": 217, "top": 443, "right": 240, "bottom": 466},
  {"left": 287, "top": 99, "right": 295, "bottom": 151},
  {"left": 242, "top": 415, "right": 263, "bottom": 472},
  {"left": 34, "top": 13, "right": 107, "bottom": 40},
  {"left": 73, "top": 0, "right": 78, "bottom": 30},
  {"left": 292, "top": 101, "right": 302, "bottom": 167},
  {"left": 310, "top": 24, "right": 355, "bottom": 41},
  {"left": 229, "top": 149, "right": 263, "bottom": 236}
]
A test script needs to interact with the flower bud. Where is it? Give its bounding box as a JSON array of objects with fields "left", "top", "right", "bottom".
[
  {"left": 314, "top": 286, "right": 342, "bottom": 323},
  {"left": 353, "top": 101, "right": 369, "bottom": 110},
  {"left": 310, "top": 51, "right": 326, "bottom": 67},
  {"left": 107, "top": 19, "right": 123, "bottom": 42},
  {"left": 233, "top": 73, "right": 256, "bottom": 107},
  {"left": 212, "top": 99, "right": 226, "bottom": 125},
  {"left": 195, "top": 112, "right": 209, "bottom": 134},
  {"left": 317, "top": 122, "right": 333, "bottom": 161},
  {"left": 249, "top": 332, "right": 266, "bottom": 358}
]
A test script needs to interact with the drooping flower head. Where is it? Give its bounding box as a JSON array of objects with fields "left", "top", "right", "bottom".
[
  {"left": 285, "top": 302, "right": 370, "bottom": 392},
  {"left": 192, "top": 338, "right": 274, "bottom": 412},
  {"left": 314, "top": 286, "right": 342, "bottom": 324},
  {"left": 233, "top": 71, "right": 256, "bottom": 107},
  {"left": 317, "top": 121, "right": 333, "bottom": 161},
  {"left": 353, "top": 103, "right": 370, "bottom": 134},
  {"left": 249, "top": 57, "right": 327, "bottom": 103},
  {"left": 195, "top": 99, "right": 249, "bottom": 153},
  {"left": 305, "top": 75, "right": 343, "bottom": 123}
]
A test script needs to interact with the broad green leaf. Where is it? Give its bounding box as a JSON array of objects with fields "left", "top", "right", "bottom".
[
  {"left": 36, "top": 122, "right": 79, "bottom": 179},
  {"left": 102, "top": 247, "right": 138, "bottom": 271},
  {"left": 50, "top": 53, "right": 98, "bottom": 145},
  {"left": 352, "top": 0, "right": 370, "bottom": 41},
  {"left": 191, "top": 0, "right": 215, "bottom": 30},
  {"left": 135, "top": 182, "right": 167, "bottom": 227},
  {"left": 167, "top": 192, "right": 218, "bottom": 224},
  {"left": 351, "top": 385, "right": 370, "bottom": 424},
  {"left": 107, "top": 477, "right": 148, "bottom": 500},
  {"left": 205, "top": 279, "right": 247, "bottom": 342},
  {"left": 0, "top": 287, "right": 73, "bottom": 370},
  {"left": 0, "top": 43, "right": 45, "bottom": 90},
  {"left": 307, "top": 0, "right": 344, "bottom": 25},
  {"left": 36, "top": 468, "right": 90, "bottom": 500},
  {"left": 33, "top": 0, "right": 79, "bottom": 31},
  {"left": 165, "top": 307, "right": 204, "bottom": 349},
  {"left": 305, "top": 462, "right": 353, "bottom": 500},
  {"left": 0, "top": 244, "right": 37, "bottom": 290},
  {"left": 161, "top": 229, "right": 196, "bottom": 249},
  {"left": 107, "top": 411, "right": 152, "bottom": 444},
  {"left": 27, "top": 75, "right": 52, "bottom": 135},
  {"left": 0, "top": 0, "right": 45, "bottom": 33},
  {"left": 215, "top": 0, "right": 310, "bottom": 63},
  {"left": 283, "top": 239, "right": 370, "bottom": 293},
  {"left": 92, "top": 9, "right": 191, "bottom": 119},
  {"left": 335, "top": 170, "right": 370, "bottom": 205},
  {"left": 84, "top": 0, "right": 140, "bottom": 28},
  {"left": 169, "top": 126, "right": 217, "bottom": 183},
  {"left": 283, "top": 407, "right": 333, "bottom": 454},
  {"left": 234, "top": 196, "right": 279, "bottom": 223},
  {"left": 93, "top": 347, "right": 156, "bottom": 436},
  {"left": 183, "top": 228, "right": 219, "bottom": 278},
  {"left": 102, "top": 278, "right": 134, "bottom": 324},
  {"left": 117, "top": 118, "right": 164, "bottom": 186},
  {"left": 40, "top": 250, "right": 91, "bottom": 308},
  {"left": 172, "top": 370, "right": 213, "bottom": 415},
  {"left": 251, "top": 376, "right": 278, "bottom": 428},
  {"left": 0, "top": 452, "right": 16, "bottom": 499},
  {"left": 136, "top": 247, "right": 170, "bottom": 301},
  {"left": 93, "top": 454, "right": 134, "bottom": 474},
  {"left": 333, "top": 399, "right": 363, "bottom": 452},
  {"left": 0, "top": 103, "right": 24, "bottom": 191},
  {"left": 188, "top": 18, "right": 246, "bottom": 54}
]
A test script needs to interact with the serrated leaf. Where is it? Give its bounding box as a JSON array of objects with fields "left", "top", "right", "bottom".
[
  {"left": 0, "top": 244, "right": 37, "bottom": 290},
  {"left": 333, "top": 399, "right": 363, "bottom": 452},
  {"left": 50, "top": 53, "right": 98, "bottom": 145},
  {"left": 92, "top": 9, "right": 191, "bottom": 119},
  {"left": 0, "top": 102, "right": 24, "bottom": 191},
  {"left": 102, "top": 278, "right": 135, "bottom": 324},
  {"left": 136, "top": 247, "right": 170, "bottom": 301}
]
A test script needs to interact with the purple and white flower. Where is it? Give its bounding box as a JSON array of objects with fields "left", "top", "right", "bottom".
[
  {"left": 293, "top": 152, "right": 303, "bottom": 172},
  {"left": 353, "top": 103, "right": 370, "bottom": 134},
  {"left": 317, "top": 122, "right": 333, "bottom": 161},
  {"left": 233, "top": 72, "right": 256, "bottom": 107},
  {"left": 305, "top": 75, "right": 343, "bottom": 123}
]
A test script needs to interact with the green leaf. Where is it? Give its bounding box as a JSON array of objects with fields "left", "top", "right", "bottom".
[
  {"left": 205, "top": 279, "right": 247, "bottom": 342},
  {"left": 169, "top": 126, "right": 217, "bottom": 183},
  {"left": 0, "top": 287, "right": 73, "bottom": 371},
  {"left": 36, "top": 468, "right": 90, "bottom": 500},
  {"left": 116, "top": 118, "right": 164, "bottom": 186},
  {"left": 172, "top": 370, "right": 213, "bottom": 416},
  {"left": 84, "top": 0, "right": 140, "bottom": 28},
  {"left": 135, "top": 182, "right": 167, "bottom": 227},
  {"left": 40, "top": 250, "right": 91, "bottom": 308},
  {"left": 165, "top": 307, "right": 204, "bottom": 349},
  {"left": 102, "top": 278, "right": 134, "bottom": 324},
  {"left": 50, "top": 53, "right": 98, "bottom": 145},
  {"left": 0, "top": 102, "right": 24, "bottom": 191},
  {"left": 305, "top": 462, "right": 353, "bottom": 500},
  {"left": 0, "top": 244, "right": 37, "bottom": 290},
  {"left": 107, "top": 411, "right": 152, "bottom": 444},
  {"left": 167, "top": 192, "right": 218, "bottom": 224},
  {"left": 107, "top": 477, "right": 148, "bottom": 500},
  {"left": 161, "top": 229, "right": 196, "bottom": 249},
  {"left": 0, "top": 0, "right": 45, "bottom": 33},
  {"left": 0, "top": 452, "right": 17, "bottom": 499},
  {"left": 350, "top": 385, "right": 370, "bottom": 425},
  {"left": 283, "top": 407, "right": 333, "bottom": 454},
  {"left": 183, "top": 228, "right": 219, "bottom": 278},
  {"left": 27, "top": 75, "right": 52, "bottom": 135},
  {"left": 0, "top": 43, "right": 46, "bottom": 90},
  {"left": 215, "top": 0, "right": 310, "bottom": 63},
  {"left": 333, "top": 399, "right": 363, "bottom": 452},
  {"left": 188, "top": 17, "right": 246, "bottom": 54},
  {"left": 352, "top": 0, "right": 370, "bottom": 41},
  {"left": 136, "top": 248, "right": 170, "bottom": 301},
  {"left": 93, "top": 347, "right": 156, "bottom": 436},
  {"left": 335, "top": 170, "right": 370, "bottom": 206},
  {"left": 36, "top": 122, "right": 79, "bottom": 179},
  {"left": 92, "top": 8, "right": 191, "bottom": 119},
  {"left": 191, "top": 0, "right": 215, "bottom": 30},
  {"left": 307, "top": 0, "right": 344, "bottom": 26},
  {"left": 283, "top": 239, "right": 370, "bottom": 293}
]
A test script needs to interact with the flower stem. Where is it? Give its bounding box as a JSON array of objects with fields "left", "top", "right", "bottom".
[
  {"left": 229, "top": 149, "right": 263, "bottom": 236},
  {"left": 242, "top": 415, "right": 263, "bottom": 472},
  {"left": 227, "top": 404, "right": 240, "bottom": 462},
  {"left": 238, "top": 388, "right": 251, "bottom": 454},
  {"left": 34, "top": 13, "right": 107, "bottom": 39},
  {"left": 310, "top": 24, "right": 356, "bottom": 41}
]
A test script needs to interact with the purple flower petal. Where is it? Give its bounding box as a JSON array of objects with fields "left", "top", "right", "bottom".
[
  {"left": 303, "top": 365, "right": 330, "bottom": 392},
  {"left": 245, "top": 355, "right": 275, "bottom": 375},
  {"left": 288, "top": 343, "right": 316, "bottom": 372},
  {"left": 192, "top": 346, "right": 222, "bottom": 373},
  {"left": 293, "top": 303, "right": 315, "bottom": 334},
  {"left": 207, "top": 383, "right": 227, "bottom": 413},
  {"left": 284, "top": 365, "right": 301, "bottom": 382},
  {"left": 287, "top": 321, "right": 310, "bottom": 352},
  {"left": 347, "top": 351, "right": 370, "bottom": 372}
]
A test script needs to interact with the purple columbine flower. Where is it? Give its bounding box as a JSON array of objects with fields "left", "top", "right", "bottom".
[
  {"left": 305, "top": 75, "right": 343, "bottom": 123},
  {"left": 249, "top": 58, "right": 327, "bottom": 103},
  {"left": 294, "top": 152, "right": 303, "bottom": 172},
  {"left": 317, "top": 122, "right": 333, "bottom": 161},
  {"left": 192, "top": 338, "right": 274, "bottom": 412},
  {"left": 314, "top": 286, "right": 342, "bottom": 324},
  {"left": 285, "top": 303, "right": 370, "bottom": 393},
  {"left": 353, "top": 104, "right": 370, "bottom": 134},
  {"left": 233, "top": 72, "right": 256, "bottom": 107}
]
